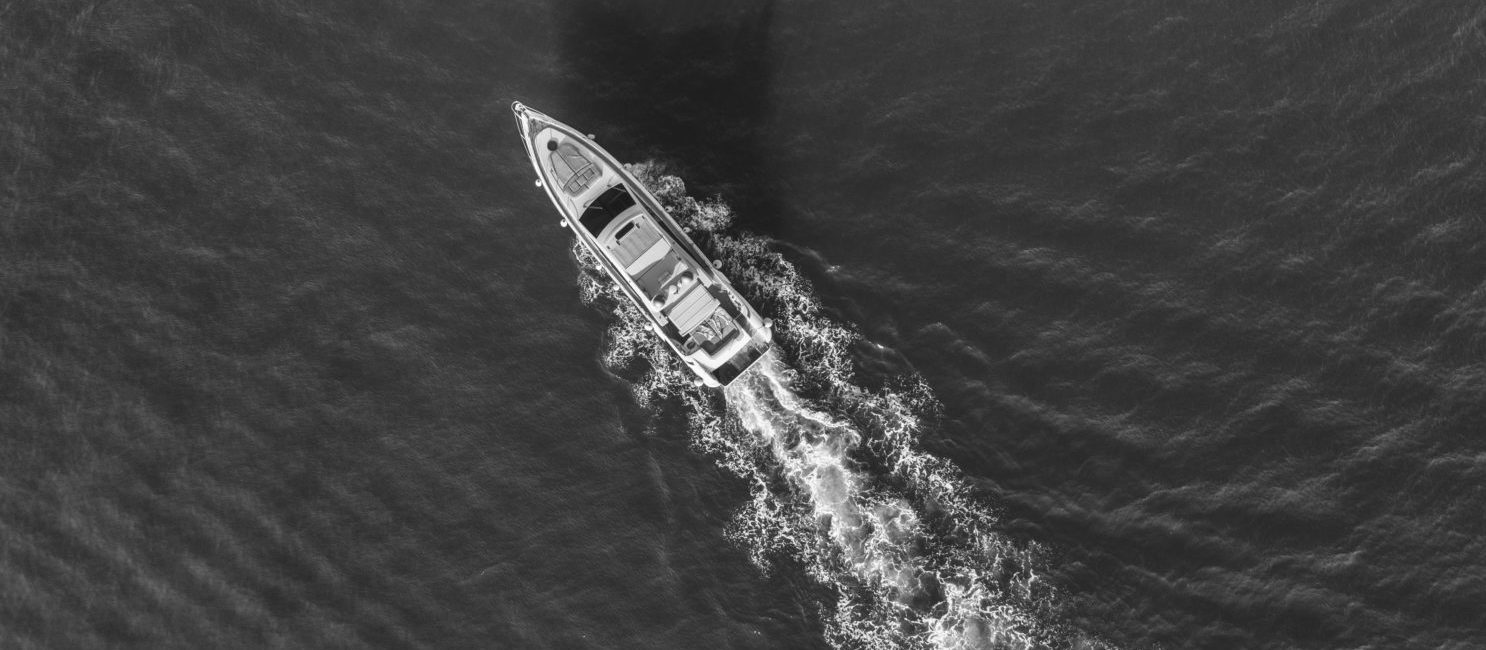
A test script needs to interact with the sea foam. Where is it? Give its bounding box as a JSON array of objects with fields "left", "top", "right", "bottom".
[{"left": 570, "top": 163, "right": 1097, "bottom": 649}]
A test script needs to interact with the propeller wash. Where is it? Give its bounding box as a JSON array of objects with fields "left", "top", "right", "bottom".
[{"left": 563, "top": 162, "right": 1106, "bottom": 650}]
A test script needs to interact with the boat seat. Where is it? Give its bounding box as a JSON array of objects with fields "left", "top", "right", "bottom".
[
  {"left": 646, "top": 263, "right": 696, "bottom": 309},
  {"left": 606, "top": 218, "right": 663, "bottom": 269},
  {"left": 549, "top": 142, "right": 600, "bottom": 195},
  {"left": 665, "top": 284, "right": 719, "bottom": 334}
]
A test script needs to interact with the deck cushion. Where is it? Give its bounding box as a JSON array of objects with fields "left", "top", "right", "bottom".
[{"left": 665, "top": 285, "right": 719, "bottom": 333}]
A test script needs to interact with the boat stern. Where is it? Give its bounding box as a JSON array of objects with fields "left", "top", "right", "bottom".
[
  {"left": 685, "top": 314, "right": 773, "bottom": 387},
  {"left": 708, "top": 333, "right": 771, "bottom": 386}
]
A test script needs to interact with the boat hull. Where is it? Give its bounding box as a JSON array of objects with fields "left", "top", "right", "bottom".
[{"left": 512, "top": 102, "right": 771, "bottom": 387}]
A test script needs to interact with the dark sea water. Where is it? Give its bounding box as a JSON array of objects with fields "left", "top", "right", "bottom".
[{"left": 4, "top": 1, "right": 1485, "bottom": 648}]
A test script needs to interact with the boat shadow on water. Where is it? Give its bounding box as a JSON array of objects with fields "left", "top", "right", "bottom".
[{"left": 551, "top": 0, "right": 788, "bottom": 238}]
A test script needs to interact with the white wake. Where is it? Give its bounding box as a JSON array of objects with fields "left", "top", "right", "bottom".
[{"left": 570, "top": 164, "right": 1096, "bottom": 650}]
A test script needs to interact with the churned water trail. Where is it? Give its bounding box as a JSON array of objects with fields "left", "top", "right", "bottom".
[
  {"left": 572, "top": 164, "right": 1102, "bottom": 649},
  {"left": 723, "top": 355, "right": 1048, "bottom": 649}
]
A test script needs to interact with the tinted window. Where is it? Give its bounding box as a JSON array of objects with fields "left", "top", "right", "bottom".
[{"left": 579, "top": 186, "right": 636, "bottom": 235}]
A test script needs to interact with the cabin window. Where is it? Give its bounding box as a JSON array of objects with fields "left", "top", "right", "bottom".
[{"left": 579, "top": 186, "right": 636, "bottom": 235}]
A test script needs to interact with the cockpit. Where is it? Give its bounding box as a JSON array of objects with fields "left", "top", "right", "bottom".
[{"left": 600, "top": 213, "right": 720, "bottom": 336}]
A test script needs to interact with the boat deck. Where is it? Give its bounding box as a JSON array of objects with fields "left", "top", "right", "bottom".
[{"left": 512, "top": 102, "right": 773, "bottom": 386}]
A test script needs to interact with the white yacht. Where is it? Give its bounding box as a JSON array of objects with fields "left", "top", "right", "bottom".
[{"left": 512, "top": 102, "right": 772, "bottom": 387}]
